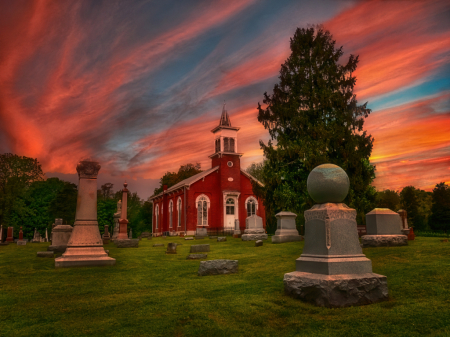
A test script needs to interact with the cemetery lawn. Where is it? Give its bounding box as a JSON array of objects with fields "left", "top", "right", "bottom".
[{"left": 1, "top": 237, "right": 450, "bottom": 337}]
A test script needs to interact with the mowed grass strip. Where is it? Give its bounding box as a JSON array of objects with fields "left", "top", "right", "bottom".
[{"left": 0, "top": 237, "right": 449, "bottom": 337}]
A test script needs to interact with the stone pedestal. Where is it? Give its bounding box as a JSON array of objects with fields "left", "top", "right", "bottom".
[
  {"left": 241, "top": 215, "right": 268, "bottom": 241},
  {"left": 361, "top": 208, "right": 408, "bottom": 247},
  {"left": 284, "top": 272, "right": 388, "bottom": 308},
  {"left": 55, "top": 160, "right": 115, "bottom": 268},
  {"left": 48, "top": 225, "right": 73, "bottom": 253},
  {"left": 6, "top": 227, "right": 14, "bottom": 242},
  {"left": 284, "top": 164, "right": 388, "bottom": 307},
  {"left": 272, "top": 211, "right": 303, "bottom": 243}
]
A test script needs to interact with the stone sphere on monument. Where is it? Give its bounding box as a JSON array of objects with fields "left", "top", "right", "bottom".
[{"left": 307, "top": 164, "right": 349, "bottom": 203}]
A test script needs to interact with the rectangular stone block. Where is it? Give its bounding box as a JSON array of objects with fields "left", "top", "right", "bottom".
[
  {"left": 366, "top": 209, "right": 403, "bottom": 235},
  {"left": 190, "top": 244, "right": 210, "bottom": 253},
  {"left": 17, "top": 241, "right": 27, "bottom": 246}
]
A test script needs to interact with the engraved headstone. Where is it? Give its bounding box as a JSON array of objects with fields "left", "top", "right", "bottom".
[
  {"left": 166, "top": 242, "right": 177, "bottom": 254},
  {"left": 233, "top": 219, "right": 241, "bottom": 238},
  {"left": 103, "top": 225, "right": 110, "bottom": 244},
  {"left": 48, "top": 220, "right": 73, "bottom": 253},
  {"left": 283, "top": 164, "right": 388, "bottom": 308},
  {"left": 6, "top": 227, "right": 14, "bottom": 242}
]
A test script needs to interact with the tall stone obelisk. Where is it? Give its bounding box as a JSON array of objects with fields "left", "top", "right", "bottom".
[
  {"left": 117, "top": 182, "right": 129, "bottom": 240},
  {"left": 55, "top": 160, "right": 115, "bottom": 268}
]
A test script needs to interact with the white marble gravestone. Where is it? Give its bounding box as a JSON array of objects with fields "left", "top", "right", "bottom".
[
  {"left": 241, "top": 215, "right": 268, "bottom": 241},
  {"left": 272, "top": 211, "right": 303, "bottom": 243}
]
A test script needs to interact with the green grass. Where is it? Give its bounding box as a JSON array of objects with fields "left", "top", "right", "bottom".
[{"left": 1, "top": 237, "right": 450, "bottom": 337}]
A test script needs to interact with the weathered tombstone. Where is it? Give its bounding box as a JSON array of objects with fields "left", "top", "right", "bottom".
[
  {"left": 195, "top": 228, "right": 208, "bottom": 239},
  {"left": 115, "top": 239, "right": 139, "bottom": 248},
  {"left": 44, "top": 228, "right": 49, "bottom": 242},
  {"left": 186, "top": 254, "right": 207, "bottom": 260},
  {"left": 128, "top": 228, "right": 133, "bottom": 239},
  {"left": 255, "top": 240, "right": 263, "bottom": 247},
  {"left": 190, "top": 244, "right": 210, "bottom": 253},
  {"left": 17, "top": 227, "right": 26, "bottom": 246},
  {"left": 198, "top": 260, "right": 238, "bottom": 276},
  {"left": 217, "top": 237, "right": 227, "bottom": 242},
  {"left": 166, "top": 243, "right": 177, "bottom": 254},
  {"left": 32, "top": 228, "right": 41, "bottom": 243},
  {"left": 272, "top": 212, "right": 303, "bottom": 243},
  {"left": 5, "top": 227, "right": 14, "bottom": 242},
  {"left": 361, "top": 209, "right": 408, "bottom": 247},
  {"left": 55, "top": 160, "right": 115, "bottom": 268},
  {"left": 140, "top": 232, "right": 151, "bottom": 239},
  {"left": 233, "top": 219, "right": 241, "bottom": 238},
  {"left": 48, "top": 221, "right": 73, "bottom": 253},
  {"left": 241, "top": 215, "right": 268, "bottom": 241},
  {"left": 184, "top": 237, "right": 194, "bottom": 240},
  {"left": 37, "top": 251, "right": 54, "bottom": 258},
  {"left": 103, "top": 225, "right": 110, "bottom": 244},
  {"left": 408, "top": 227, "right": 415, "bottom": 240},
  {"left": 284, "top": 164, "right": 388, "bottom": 308}
]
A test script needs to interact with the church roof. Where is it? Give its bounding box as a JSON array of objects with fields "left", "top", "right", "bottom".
[
  {"left": 149, "top": 166, "right": 220, "bottom": 200},
  {"left": 240, "top": 169, "right": 264, "bottom": 187}
]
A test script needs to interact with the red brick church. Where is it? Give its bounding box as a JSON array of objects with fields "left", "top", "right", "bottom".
[{"left": 150, "top": 104, "right": 266, "bottom": 236}]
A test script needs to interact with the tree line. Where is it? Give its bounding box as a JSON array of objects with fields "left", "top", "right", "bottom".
[{"left": 0, "top": 153, "right": 152, "bottom": 240}]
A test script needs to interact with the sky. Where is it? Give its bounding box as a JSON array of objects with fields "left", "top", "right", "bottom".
[{"left": 1, "top": 0, "right": 449, "bottom": 200}]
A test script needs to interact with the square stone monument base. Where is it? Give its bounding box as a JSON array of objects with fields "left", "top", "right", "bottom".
[
  {"left": 241, "top": 233, "right": 268, "bottom": 241},
  {"left": 284, "top": 271, "right": 388, "bottom": 308},
  {"left": 272, "top": 234, "right": 303, "bottom": 243},
  {"left": 361, "top": 235, "right": 408, "bottom": 248},
  {"left": 55, "top": 247, "right": 116, "bottom": 268}
]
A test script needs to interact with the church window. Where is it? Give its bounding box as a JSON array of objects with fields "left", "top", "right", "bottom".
[
  {"left": 246, "top": 198, "right": 257, "bottom": 217},
  {"left": 227, "top": 161, "right": 233, "bottom": 167},
  {"left": 226, "top": 198, "right": 235, "bottom": 215},
  {"left": 197, "top": 196, "right": 208, "bottom": 226},
  {"left": 215, "top": 139, "right": 220, "bottom": 152},
  {"left": 177, "top": 198, "right": 182, "bottom": 227},
  {"left": 169, "top": 200, "right": 173, "bottom": 228},
  {"left": 224, "top": 137, "right": 230, "bottom": 152},
  {"left": 230, "top": 138, "right": 235, "bottom": 152}
]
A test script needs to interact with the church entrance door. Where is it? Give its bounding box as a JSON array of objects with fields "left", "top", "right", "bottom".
[{"left": 225, "top": 198, "right": 235, "bottom": 230}]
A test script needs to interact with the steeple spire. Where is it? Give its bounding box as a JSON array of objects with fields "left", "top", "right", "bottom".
[{"left": 219, "top": 102, "right": 231, "bottom": 127}]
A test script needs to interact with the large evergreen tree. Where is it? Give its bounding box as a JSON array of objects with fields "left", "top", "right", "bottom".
[{"left": 256, "top": 26, "right": 376, "bottom": 229}]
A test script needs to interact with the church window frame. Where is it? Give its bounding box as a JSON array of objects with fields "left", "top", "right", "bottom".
[
  {"left": 245, "top": 196, "right": 258, "bottom": 217},
  {"left": 226, "top": 198, "right": 235, "bottom": 215},
  {"left": 177, "top": 197, "right": 182, "bottom": 227},
  {"left": 230, "top": 138, "right": 235, "bottom": 152},
  {"left": 195, "top": 194, "right": 210, "bottom": 226}
]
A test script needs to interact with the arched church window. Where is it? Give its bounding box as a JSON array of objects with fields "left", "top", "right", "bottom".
[
  {"left": 226, "top": 198, "right": 235, "bottom": 215},
  {"left": 197, "top": 196, "right": 208, "bottom": 226},
  {"left": 177, "top": 198, "right": 182, "bottom": 227},
  {"left": 246, "top": 198, "right": 257, "bottom": 217},
  {"left": 169, "top": 200, "right": 173, "bottom": 228},
  {"left": 230, "top": 138, "right": 235, "bottom": 153}
]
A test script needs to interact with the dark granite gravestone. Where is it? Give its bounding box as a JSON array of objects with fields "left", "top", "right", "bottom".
[{"left": 283, "top": 164, "right": 388, "bottom": 308}]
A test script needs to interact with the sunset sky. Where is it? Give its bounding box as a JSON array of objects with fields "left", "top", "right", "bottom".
[{"left": 1, "top": 0, "right": 449, "bottom": 199}]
